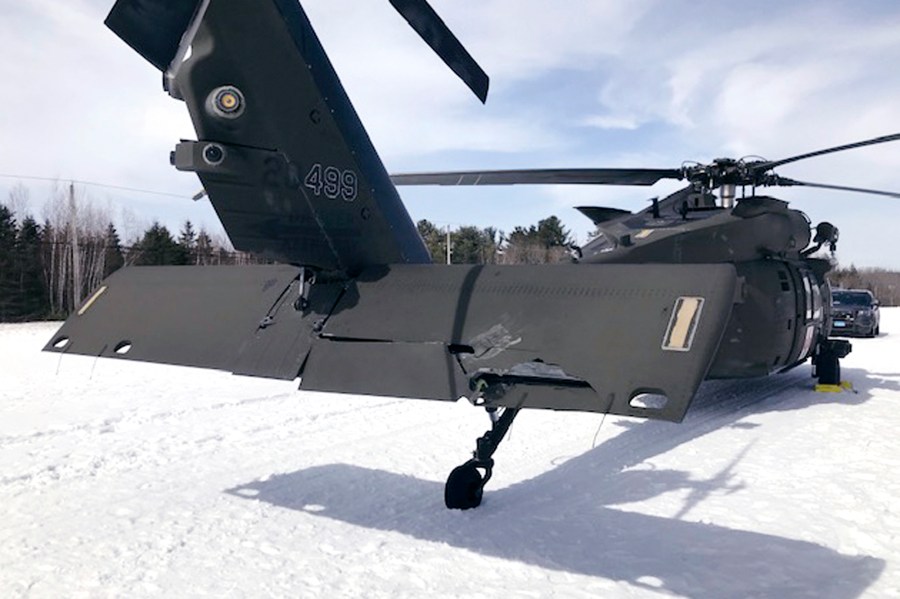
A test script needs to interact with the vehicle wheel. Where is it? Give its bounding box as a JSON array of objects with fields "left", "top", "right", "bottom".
[
  {"left": 816, "top": 348, "right": 840, "bottom": 385},
  {"left": 875, "top": 325, "right": 880, "bottom": 336},
  {"left": 444, "top": 463, "right": 484, "bottom": 510}
]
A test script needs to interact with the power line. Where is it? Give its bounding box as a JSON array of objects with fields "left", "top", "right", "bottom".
[{"left": 0, "top": 173, "right": 194, "bottom": 200}]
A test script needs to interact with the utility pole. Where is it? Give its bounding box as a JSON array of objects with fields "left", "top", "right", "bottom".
[{"left": 445, "top": 225, "right": 452, "bottom": 265}]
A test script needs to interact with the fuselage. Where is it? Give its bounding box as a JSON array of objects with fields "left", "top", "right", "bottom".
[{"left": 579, "top": 190, "right": 831, "bottom": 379}]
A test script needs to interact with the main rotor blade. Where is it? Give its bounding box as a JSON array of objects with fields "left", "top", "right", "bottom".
[
  {"left": 390, "top": 168, "right": 684, "bottom": 186},
  {"left": 105, "top": 0, "right": 203, "bottom": 71},
  {"left": 768, "top": 176, "right": 900, "bottom": 199},
  {"left": 388, "top": 0, "right": 489, "bottom": 103},
  {"left": 755, "top": 133, "right": 900, "bottom": 173}
]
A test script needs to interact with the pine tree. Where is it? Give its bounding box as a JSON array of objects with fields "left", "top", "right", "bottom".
[
  {"left": 134, "top": 222, "right": 189, "bottom": 266},
  {"left": 178, "top": 220, "right": 197, "bottom": 263},
  {"left": 501, "top": 216, "right": 572, "bottom": 264},
  {"left": 452, "top": 226, "right": 490, "bottom": 264},
  {"left": 416, "top": 219, "right": 447, "bottom": 264},
  {"left": 0, "top": 205, "right": 18, "bottom": 321},
  {"left": 15, "top": 216, "right": 49, "bottom": 320},
  {"left": 195, "top": 229, "right": 214, "bottom": 265},
  {"left": 103, "top": 223, "right": 125, "bottom": 277},
  {"left": 536, "top": 216, "right": 572, "bottom": 249},
  {"left": 481, "top": 227, "right": 501, "bottom": 264}
]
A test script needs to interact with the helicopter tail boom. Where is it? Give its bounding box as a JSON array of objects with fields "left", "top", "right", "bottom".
[{"left": 107, "top": 0, "right": 432, "bottom": 273}]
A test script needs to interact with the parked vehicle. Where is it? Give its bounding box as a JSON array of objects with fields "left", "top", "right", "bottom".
[{"left": 831, "top": 289, "right": 880, "bottom": 337}]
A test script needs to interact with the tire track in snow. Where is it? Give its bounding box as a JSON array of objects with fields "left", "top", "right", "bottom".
[
  {"left": 0, "top": 392, "right": 415, "bottom": 490},
  {"left": 0, "top": 391, "right": 410, "bottom": 449},
  {"left": 0, "top": 363, "right": 814, "bottom": 498}
]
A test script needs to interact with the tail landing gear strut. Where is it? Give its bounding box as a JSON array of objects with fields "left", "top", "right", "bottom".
[
  {"left": 444, "top": 407, "right": 520, "bottom": 510},
  {"left": 814, "top": 337, "right": 851, "bottom": 385}
]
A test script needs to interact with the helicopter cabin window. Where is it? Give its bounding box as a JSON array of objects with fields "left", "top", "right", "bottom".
[
  {"left": 811, "top": 280, "right": 823, "bottom": 320},
  {"left": 799, "top": 271, "right": 822, "bottom": 323},
  {"left": 802, "top": 275, "right": 813, "bottom": 322}
]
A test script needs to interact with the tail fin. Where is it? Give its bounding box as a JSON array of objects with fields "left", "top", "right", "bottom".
[{"left": 107, "top": 0, "right": 484, "bottom": 273}]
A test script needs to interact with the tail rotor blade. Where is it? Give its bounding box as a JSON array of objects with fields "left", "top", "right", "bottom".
[
  {"left": 388, "top": 0, "right": 489, "bottom": 103},
  {"left": 105, "top": 0, "right": 203, "bottom": 71}
]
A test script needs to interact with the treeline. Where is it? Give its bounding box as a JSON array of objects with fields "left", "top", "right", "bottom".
[
  {"left": 418, "top": 218, "right": 900, "bottom": 307},
  {"left": 828, "top": 265, "right": 900, "bottom": 307},
  {"left": 0, "top": 192, "right": 265, "bottom": 322},
  {"left": 417, "top": 215, "right": 575, "bottom": 264},
  {"left": 8, "top": 180, "right": 895, "bottom": 323}
]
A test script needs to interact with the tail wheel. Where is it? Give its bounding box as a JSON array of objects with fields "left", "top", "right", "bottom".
[{"left": 444, "top": 463, "right": 485, "bottom": 510}]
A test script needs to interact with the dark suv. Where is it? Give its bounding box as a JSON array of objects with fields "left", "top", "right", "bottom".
[{"left": 830, "top": 289, "right": 881, "bottom": 337}]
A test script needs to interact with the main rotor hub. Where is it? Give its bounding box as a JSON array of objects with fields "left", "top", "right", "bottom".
[{"left": 684, "top": 158, "right": 773, "bottom": 201}]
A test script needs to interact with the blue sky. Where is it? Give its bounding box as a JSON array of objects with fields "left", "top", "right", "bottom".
[{"left": 3, "top": 0, "right": 900, "bottom": 268}]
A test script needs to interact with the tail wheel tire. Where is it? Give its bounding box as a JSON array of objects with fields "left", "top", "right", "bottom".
[
  {"left": 445, "top": 463, "right": 485, "bottom": 510},
  {"left": 817, "top": 349, "right": 840, "bottom": 385}
]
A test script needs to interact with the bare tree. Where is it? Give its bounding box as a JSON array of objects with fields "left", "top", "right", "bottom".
[
  {"left": 5, "top": 183, "right": 30, "bottom": 225},
  {"left": 39, "top": 182, "right": 117, "bottom": 314}
]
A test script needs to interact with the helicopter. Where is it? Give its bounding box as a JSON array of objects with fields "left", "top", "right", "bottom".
[{"left": 45, "top": 0, "right": 899, "bottom": 509}]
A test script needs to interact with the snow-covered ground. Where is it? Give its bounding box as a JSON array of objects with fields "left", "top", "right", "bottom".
[{"left": 2, "top": 311, "right": 899, "bottom": 598}]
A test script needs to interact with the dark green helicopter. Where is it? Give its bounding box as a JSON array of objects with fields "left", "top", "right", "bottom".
[{"left": 46, "top": 0, "right": 899, "bottom": 509}]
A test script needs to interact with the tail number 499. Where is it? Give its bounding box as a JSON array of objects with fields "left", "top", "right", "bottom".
[{"left": 304, "top": 163, "right": 358, "bottom": 202}]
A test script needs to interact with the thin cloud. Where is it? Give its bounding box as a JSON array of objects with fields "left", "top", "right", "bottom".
[{"left": 4, "top": 0, "right": 900, "bottom": 267}]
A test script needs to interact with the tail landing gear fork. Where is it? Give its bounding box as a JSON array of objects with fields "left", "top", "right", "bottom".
[
  {"left": 445, "top": 407, "right": 521, "bottom": 510},
  {"left": 814, "top": 337, "right": 852, "bottom": 385}
]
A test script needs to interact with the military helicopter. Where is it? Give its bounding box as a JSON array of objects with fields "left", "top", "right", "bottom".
[{"left": 46, "top": 0, "right": 899, "bottom": 509}]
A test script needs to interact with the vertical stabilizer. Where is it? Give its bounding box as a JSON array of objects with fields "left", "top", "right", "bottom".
[{"left": 108, "top": 0, "right": 434, "bottom": 273}]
